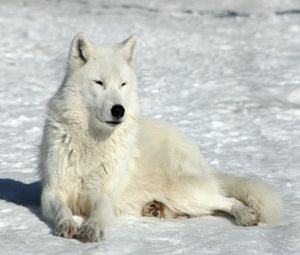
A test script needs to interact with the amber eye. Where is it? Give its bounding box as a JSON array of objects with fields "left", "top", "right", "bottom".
[
  {"left": 94, "top": 80, "right": 103, "bottom": 86},
  {"left": 121, "top": 82, "right": 127, "bottom": 87}
]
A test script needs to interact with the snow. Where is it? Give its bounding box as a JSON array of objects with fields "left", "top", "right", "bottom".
[
  {"left": 0, "top": 0, "right": 300, "bottom": 254},
  {"left": 288, "top": 89, "right": 300, "bottom": 104}
]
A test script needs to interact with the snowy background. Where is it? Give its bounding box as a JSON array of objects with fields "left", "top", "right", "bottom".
[{"left": 0, "top": 0, "right": 300, "bottom": 254}]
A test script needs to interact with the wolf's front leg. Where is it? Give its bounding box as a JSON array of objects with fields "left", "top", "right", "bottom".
[
  {"left": 41, "top": 187, "right": 78, "bottom": 238},
  {"left": 79, "top": 194, "right": 115, "bottom": 242}
]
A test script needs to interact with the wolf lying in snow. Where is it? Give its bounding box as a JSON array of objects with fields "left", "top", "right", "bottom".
[{"left": 40, "top": 33, "right": 283, "bottom": 242}]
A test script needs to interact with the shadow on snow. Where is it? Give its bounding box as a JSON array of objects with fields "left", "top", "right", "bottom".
[{"left": 0, "top": 178, "right": 45, "bottom": 223}]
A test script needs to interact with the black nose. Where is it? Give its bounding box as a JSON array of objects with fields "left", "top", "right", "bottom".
[{"left": 111, "top": 104, "right": 125, "bottom": 119}]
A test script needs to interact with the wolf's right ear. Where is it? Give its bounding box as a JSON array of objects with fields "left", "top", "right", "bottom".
[
  {"left": 68, "top": 33, "right": 95, "bottom": 70},
  {"left": 119, "top": 34, "right": 137, "bottom": 70}
]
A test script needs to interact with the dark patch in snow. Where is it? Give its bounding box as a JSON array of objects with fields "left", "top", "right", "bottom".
[
  {"left": 275, "top": 9, "right": 300, "bottom": 15},
  {"left": 101, "top": 3, "right": 159, "bottom": 13},
  {"left": 95, "top": 3, "right": 300, "bottom": 19},
  {"left": 216, "top": 10, "right": 250, "bottom": 18}
]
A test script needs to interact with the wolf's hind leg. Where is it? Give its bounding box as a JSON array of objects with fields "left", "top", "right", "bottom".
[
  {"left": 184, "top": 194, "right": 259, "bottom": 226},
  {"left": 142, "top": 200, "right": 187, "bottom": 219},
  {"left": 230, "top": 199, "right": 259, "bottom": 226},
  {"left": 142, "top": 200, "right": 166, "bottom": 218},
  {"left": 165, "top": 176, "right": 259, "bottom": 226},
  {"left": 41, "top": 187, "right": 78, "bottom": 238},
  {"left": 206, "top": 195, "right": 259, "bottom": 226}
]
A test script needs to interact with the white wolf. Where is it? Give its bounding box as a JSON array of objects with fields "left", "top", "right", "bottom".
[{"left": 40, "top": 33, "right": 283, "bottom": 242}]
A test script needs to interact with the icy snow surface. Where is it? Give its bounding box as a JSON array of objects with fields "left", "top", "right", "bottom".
[{"left": 0, "top": 0, "right": 300, "bottom": 254}]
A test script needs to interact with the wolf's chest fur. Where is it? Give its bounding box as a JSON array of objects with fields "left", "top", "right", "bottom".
[{"left": 53, "top": 122, "right": 136, "bottom": 214}]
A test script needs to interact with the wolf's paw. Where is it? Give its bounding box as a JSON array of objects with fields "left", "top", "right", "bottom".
[
  {"left": 234, "top": 206, "right": 259, "bottom": 226},
  {"left": 78, "top": 219, "right": 104, "bottom": 242},
  {"left": 142, "top": 200, "right": 165, "bottom": 218},
  {"left": 55, "top": 219, "right": 78, "bottom": 239}
]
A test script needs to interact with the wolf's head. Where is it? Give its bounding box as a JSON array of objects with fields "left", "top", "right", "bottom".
[{"left": 63, "top": 33, "right": 139, "bottom": 134}]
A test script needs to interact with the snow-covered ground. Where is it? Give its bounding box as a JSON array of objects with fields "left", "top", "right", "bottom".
[{"left": 0, "top": 0, "right": 300, "bottom": 254}]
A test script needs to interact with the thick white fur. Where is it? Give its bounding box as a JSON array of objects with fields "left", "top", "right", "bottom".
[{"left": 40, "top": 33, "right": 283, "bottom": 242}]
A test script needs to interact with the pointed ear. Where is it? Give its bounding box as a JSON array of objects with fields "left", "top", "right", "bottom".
[
  {"left": 119, "top": 34, "right": 137, "bottom": 69},
  {"left": 68, "top": 33, "right": 95, "bottom": 70}
]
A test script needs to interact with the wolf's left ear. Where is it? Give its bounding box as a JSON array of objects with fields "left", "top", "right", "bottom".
[
  {"left": 119, "top": 34, "right": 137, "bottom": 69},
  {"left": 68, "top": 33, "right": 95, "bottom": 70}
]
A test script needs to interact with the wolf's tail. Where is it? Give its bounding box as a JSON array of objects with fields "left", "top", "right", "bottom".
[{"left": 216, "top": 172, "right": 283, "bottom": 224}]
